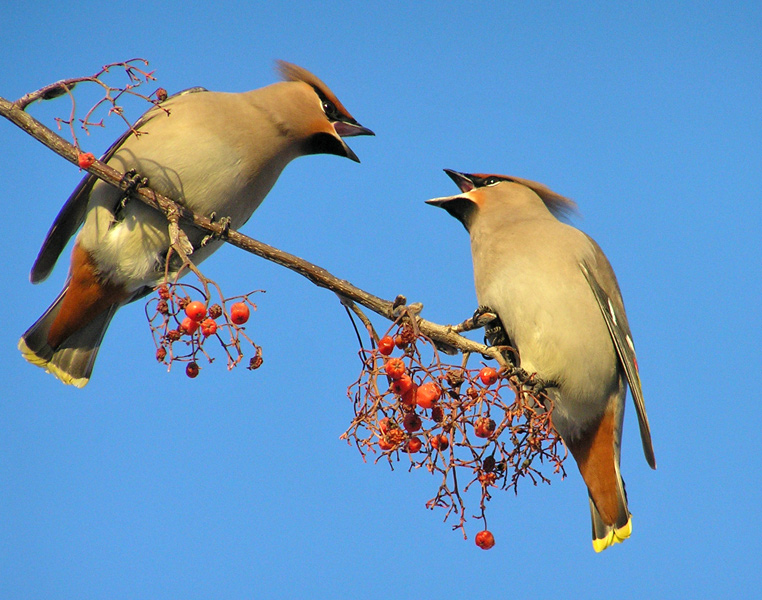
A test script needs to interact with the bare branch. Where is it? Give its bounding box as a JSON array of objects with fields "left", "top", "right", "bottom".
[{"left": 0, "top": 92, "right": 513, "bottom": 369}]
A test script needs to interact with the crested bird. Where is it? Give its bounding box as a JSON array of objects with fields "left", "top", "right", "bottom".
[
  {"left": 427, "top": 169, "right": 655, "bottom": 552},
  {"left": 19, "top": 61, "right": 373, "bottom": 387}
]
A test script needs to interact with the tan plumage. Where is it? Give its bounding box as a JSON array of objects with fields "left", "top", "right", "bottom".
[
  {"left": 20, "top": 61, "right": 373, "bottom": 387},
  {"left": 427, "top": 170, "right": 655, "bottom": 552}
]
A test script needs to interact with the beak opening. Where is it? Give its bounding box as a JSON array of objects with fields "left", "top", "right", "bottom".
[{"left": 443, "top": 169, "right": 476, "bottom": 193}]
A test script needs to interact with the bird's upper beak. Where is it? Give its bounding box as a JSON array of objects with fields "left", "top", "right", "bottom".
[
  {"left": 443, "top": 169, "right": 476, "bottom": 193},
  {"left": 332, "top": 121, "right": 374, "bottom": 163},
  {"left": 425, "top": 170, "right": 479, "bottom": 231}
]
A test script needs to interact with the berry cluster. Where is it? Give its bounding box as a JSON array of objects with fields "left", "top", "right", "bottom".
[
  {"left": 146, "top": 283, "right": 262, "bottom": 377},
  {"left": 344, "top": 322, "right": 567, "bottom": 549}
]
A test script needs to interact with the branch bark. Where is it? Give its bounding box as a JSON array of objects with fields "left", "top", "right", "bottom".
[{"left": 0, "top": 92, "right": 511, "bottom": 367}]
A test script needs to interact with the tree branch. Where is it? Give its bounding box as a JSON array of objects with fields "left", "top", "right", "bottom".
[{"left": 0, "top": 91, "right": 512, "bottom": 368}]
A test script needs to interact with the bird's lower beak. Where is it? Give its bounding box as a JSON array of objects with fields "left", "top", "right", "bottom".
[{"left": 334, "top": 121, "right": 375, "bottom": 138}]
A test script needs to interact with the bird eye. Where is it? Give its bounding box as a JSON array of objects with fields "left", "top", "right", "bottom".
[
  {"left": 484, "top": 177, "right": 500, "bottom": 186},
  {"left": 322, "top": 99, "right": 340, "bottom": 121}
]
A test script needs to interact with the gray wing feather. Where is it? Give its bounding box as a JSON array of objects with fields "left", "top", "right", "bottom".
[
  {"left": 29, "top": 87, "right": 209, "bottom": 283},
  {"left": 580, "top": 259, "right": 656, "bottom": 469}
]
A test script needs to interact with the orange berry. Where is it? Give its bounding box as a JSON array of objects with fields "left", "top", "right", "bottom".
[
  {"left": 391, "top": 375, "right": 414, "bottom": 395},
  {"left": 185, "top": 300, "right": 207, "bottom": 322},
  {"left": 416, "top": 382, "right": 441, "bottom": 409},
  {"left": 77, "top": 152, "right": 95, "bottom": 169},
  {"left": 479, "top": 366, "right": 499, "bottom": 386},
  {"left": 180, "top": 316, "right": 199, "bottom": 335},
  {"left": 405, "top": 436, "right": 422, "bottom": 453},
  {"left": 475, "top": 530, "right": 495, "bottom": 550},
  {"left": 378, "top": 336, "right": 395, "bottom": 356},
  {"left": 230, "top": 302, "right": 250, "bottom": 325},
  {"left": 384, "top": 357, "right": 406, "bottom": 380},
  {"left": 430, "top": 433, "right": 449, "bottom": 451}
]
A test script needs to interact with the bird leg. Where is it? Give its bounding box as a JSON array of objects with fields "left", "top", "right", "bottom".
[{"left": 115, "top": 169, "right": 149, "bottom": 218}]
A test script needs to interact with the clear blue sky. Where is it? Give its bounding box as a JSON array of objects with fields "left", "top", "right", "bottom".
[{"left": 2, "top": 2, "right": 760, "bottom": 598}]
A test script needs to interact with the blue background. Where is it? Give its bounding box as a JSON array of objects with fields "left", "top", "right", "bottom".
[{"left": 2, "top": 2, "right": 760, "bottom": 598}]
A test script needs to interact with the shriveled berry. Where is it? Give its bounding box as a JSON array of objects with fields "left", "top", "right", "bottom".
[
  {"left": 158, "top": 285, "right": 171, "bottom": 300},
  {"left": 378, "top": 437, "right": 394, "bottom": 451},
  {"left": 475, "top": 530, "right": 495, "bottom": 550},
  {"left": 431, "top": 405, "right": 444, "bottom": 423},
  {"left": 167, "top": 329, "right": 182, "bottom": 341},
  {"left": 394, "top": 335, "right": 407, "bottom": 350},
  {"left": 157, "top": 299, "right": 169, "bottom": 315},
  {"left": 377, "top": 335, "right": 395, "bottom": 356},
  {"left": 155, "top": 347, "right": 167, "bottom": 362},
  {"left": 200, "top": 318, "right": 217, "bottom": 337},
  {"left": 208, "top": 303, "right": 223, "bottom": 319},
  {"left": 474, "top": 417, "right": 496, "bottom": 439},
  {"left": 479, "top": 367, "right": 499, "bottom": 386},
  {"left": 186, "top": 362, "right": 199, "bottom": 378},
  {"left": 403, "top": 412, "right": 422, "bottom": 433}
]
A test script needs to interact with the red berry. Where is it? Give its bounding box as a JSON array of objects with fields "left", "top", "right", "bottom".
[
  {"left": 403, "top": 412, "right": 422, "bottom": 433},
  {"left": 378, "top": 336, "right": 395, "bottom": 356},
  {"left": 230, "top": 302, "right": 250, "bottom": 325},
  {"left": 186, "top": 362, "right": 199, "bottom": 378},
  {"left": 416, "top": 382, "right": 441, "bottom": 409},
  {"left": 401, "top": 384, "right": 418, "bottom": 409},
  {"left": 430, "top": 433, "right": 449, "bottom": 451},
  {"left": 185, "top": 300, "right": 207, "bottom": 322},
  {"left": 77, "top": 152, "right": 95, "bottom": 169},
  {"left": 378, "top": 437, "right": 394, "bottom": 451},
  {"left": 391, "top": 375, "right": 414, "bottom": 395},
  {"left": 180, "top": 316, "right": 198, "bottom": 335},
  {"left": 378, "top": 416, "right": 394, "bottom": 435},
  {"left": 479, "top": 366, "right": 499, "bottom": 386},
  {"left": 474, "top": 417, "right": 497, "bottom": 439},
  {"left": 475, "top": 530, "right": 495, "bottom": 550},
  {"left": 384, "top": 357, "right": 406, "bottom": 380},
  {"left": 405, "top": 436, "right": 422, "bottom": 453},
  {"left": 200, "top": 318, "right": 217, "bottom": 337}
]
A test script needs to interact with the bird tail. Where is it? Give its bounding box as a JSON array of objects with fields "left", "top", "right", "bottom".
[
  {"left": 18, "top": 285, "right": 116, "bottom": 388},
  {"left": 589, "top": 461, "right": 632, "bottom": 552}
]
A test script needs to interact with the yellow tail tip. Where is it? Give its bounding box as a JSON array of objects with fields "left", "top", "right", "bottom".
[
  {"left": 18, "top": 337, "right": 89, "bottom": 388},
  {"left": 592, "top": 518, "right": 632, "bottom": 553}
]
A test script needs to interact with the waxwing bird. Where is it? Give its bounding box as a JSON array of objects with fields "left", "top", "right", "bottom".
[
  {"left": 427, "top": 170, "right": 655, "bottom": 552},
  {"left": 19, "top": 61, "right": 373, "bottom": 387}
]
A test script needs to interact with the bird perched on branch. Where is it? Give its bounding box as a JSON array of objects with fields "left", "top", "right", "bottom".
[
  {"left": 19, "top": 61, "right": 373, "bottom": 387},
  {"left": 427, "top": 169, "right": 655, "bottom": 552}
]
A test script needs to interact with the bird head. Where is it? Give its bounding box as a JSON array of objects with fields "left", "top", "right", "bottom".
[
  {"left": 426, "top": 169, "right": 576, "bottom": 231},
  {"left": 276, "top": 61, "right": 374, "bottom": 163}
]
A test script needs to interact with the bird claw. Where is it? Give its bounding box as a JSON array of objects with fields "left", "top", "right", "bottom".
[{"left": 202, "top": 215, "right": 232, "bottom": 246}]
